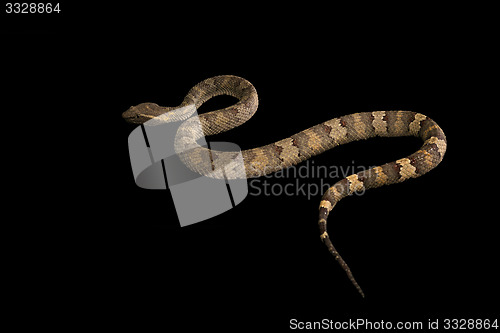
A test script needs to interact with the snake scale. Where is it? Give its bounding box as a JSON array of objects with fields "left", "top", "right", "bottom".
[{"left": 123, "top": 75, "right": 447, "bottom": 297}]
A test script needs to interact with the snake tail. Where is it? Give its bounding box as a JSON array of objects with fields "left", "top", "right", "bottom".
[{"left": 318, "top": 113, "right": 446, "bottom": 296}]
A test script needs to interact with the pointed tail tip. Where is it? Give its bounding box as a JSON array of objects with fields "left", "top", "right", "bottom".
[{"left": 354, "top": 282, "right": 365, "bottom": 298}]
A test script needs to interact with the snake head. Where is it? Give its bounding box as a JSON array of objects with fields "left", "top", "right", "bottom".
[{"left": 122, "top": 102, "right": 164, "bottom": 124}]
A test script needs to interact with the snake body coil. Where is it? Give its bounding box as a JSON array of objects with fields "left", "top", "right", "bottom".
[{"left": 123, "top": 75, "right": 447, "bottom": 297}]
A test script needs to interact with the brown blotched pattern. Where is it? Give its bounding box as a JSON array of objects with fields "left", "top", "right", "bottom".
[{"left": 123, "top": 75, "right": 447, "bottom": 298}]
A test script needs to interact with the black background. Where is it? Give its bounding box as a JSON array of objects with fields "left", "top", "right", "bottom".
[{"left": 2, "top": 2, "right": 498, "bottom": 330}]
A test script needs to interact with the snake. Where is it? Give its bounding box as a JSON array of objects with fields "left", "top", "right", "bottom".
[{"left": 122, "top": 75, "right": 447, "bottom": 297}]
